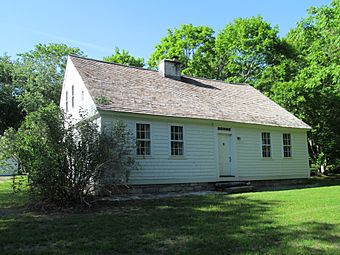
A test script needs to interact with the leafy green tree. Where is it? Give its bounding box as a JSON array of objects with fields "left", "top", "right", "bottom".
[
  {"left": 148, "top": 24, "right": 215, "bottom": 78},
  {"left": 214, "top": 16, "right": 282, "bottom": 86},
  {"left": 0, "top": 55, "right": 24, "bottom": 135},
  {"left": 271, "top": 0, "right": 340, "bottom": 172},
  {"left": 0, "top": 104, "right": 137, "bottom": 205},
  {"left": 17, "top": 43, "right": 83, "bottom": 113},
  {"left": 104, "top": 47, "right": 145, "bottom": 67}
]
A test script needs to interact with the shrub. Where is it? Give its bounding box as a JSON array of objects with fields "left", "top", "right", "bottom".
[{"left": 0, "top": 103, "right": 136, "bottom": 206}]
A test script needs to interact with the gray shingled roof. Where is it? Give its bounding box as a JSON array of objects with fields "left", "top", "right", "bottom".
[{"left": 70, "top": 55, "right": 310, "bottom": 129}]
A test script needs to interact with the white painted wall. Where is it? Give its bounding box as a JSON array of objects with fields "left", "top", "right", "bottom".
[
  {"left": 235, "top": 125, "right": 310, "bottom": 180},
  {"left": 102, "top": 113, "right": 218, "bottom": 184},
  {"left": 60, "top": 57, "right": 99, "bottom": 124},
  {"left": 101, "top": 112, "right": 310, "bottom": 184},
  {"left": 0, "top": 158, "right": 18, "bottom": 176}
]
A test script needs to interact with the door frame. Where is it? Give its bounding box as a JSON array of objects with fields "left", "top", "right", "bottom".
[
  {"left": 217, "top": 133, "right": 232, "bottom": 176},
  {"left": 214, "top": 125, "right": 237, "bottom": 178}
]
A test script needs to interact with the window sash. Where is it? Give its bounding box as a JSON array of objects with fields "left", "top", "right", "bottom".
[
  {"left": 262, "top": 145, "right": 271, "bottom": 157},
  {"left": 261, "top": 132, "right": 271, "bottom": 157},
  {"left": 136, "top": 140, "right": 151, "bottom": 156},
  {"left": 283, "top": 146, "right": 292, "bottom": 157},
  {"left": 136, "top": 123, "right": 151, "bottom": 155},
  {"left": 171, "top": 126, "right": 184, "bottom": 155},
  {"left": 283, "top": 133, "right": 292, "bottom": 157}
]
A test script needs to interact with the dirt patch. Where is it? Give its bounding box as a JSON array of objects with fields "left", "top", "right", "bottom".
[{"left": 0, "top": 176, "right": 12, "bottom": 182}]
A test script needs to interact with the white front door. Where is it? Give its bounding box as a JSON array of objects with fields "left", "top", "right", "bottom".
[{"left": 218, "top": 133, "right": 232, "bottom": 176}]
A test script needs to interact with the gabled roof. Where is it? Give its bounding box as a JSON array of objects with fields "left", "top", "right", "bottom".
[{"left": 69, "top": 55, "right": 310, "bottom": 129}]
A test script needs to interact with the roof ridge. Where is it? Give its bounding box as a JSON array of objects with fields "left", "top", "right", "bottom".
[
  {"left": 69, "top": 54, "right": 158, "bottom": 73},
  {"left": 70, "top": 55, "right": 249, "bottom": 86},
  {"left": 182, "top": 75, "right": 249, "bottom": 86}
]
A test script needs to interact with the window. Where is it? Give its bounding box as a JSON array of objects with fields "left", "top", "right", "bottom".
[
  {"left": 283, "top": 133, "right": 292, "bottom": 158},
  {"left": 261, "top": 132, "right": 271, "bottom": 157},
  {"left": 81, "top": 91, "right": 84, "bottom": 101},
  {"left": 65, "top": 91, "right": 69, "bottom": 112},
  {"left": 136, "top": 123, "right": 151, "bottom": 155},
  {"left": 171, "top": 126, "right": 184, "bottom": 156},
  {"left": 218, "top": 127, "right": 231, "bottom": 131},
  {"left": 71, "top": 85, "right": 75, "bottom": 108}
]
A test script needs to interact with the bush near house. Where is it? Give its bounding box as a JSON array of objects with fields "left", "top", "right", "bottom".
[{"left": 0, "top": 103, "right": 137, "bottom": 206}]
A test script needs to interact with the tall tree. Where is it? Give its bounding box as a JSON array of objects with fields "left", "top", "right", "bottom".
[
  {"left": 214, "top": 16, "right": 282, "bottom": 87},
  {"left": 148, "top": 24, "right": 215, "bottom": 78},
  {"left": 104, "top": 47, "right": 145, "bottom": 67},
  {"left": 0, "top": 55, "right": 24, "bottom": 135},
  {"left": 17, "top": 43, "right": 83, "bottom": 113},
  {"left": 271, "top": 0, "right": 340, "bottom": 172}
]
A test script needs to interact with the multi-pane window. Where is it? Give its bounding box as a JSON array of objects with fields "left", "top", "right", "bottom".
[
  {"left": 261, "top": 132, "right": 271, "bottom": 158},
  {"left": 65, "top": 91, "right": 69, "bottom": 112},
  {"left": 71, "top": 85, "right": 75, "bottom": 108},
  {"left": 283, "top": 133, "right": 292, "bottom": 158},
  {"left": 171, "top": 126, "right": 184, "bottom": 156},
  {"left": 136, "top": 123, "right": 151, "bottom": 155}
]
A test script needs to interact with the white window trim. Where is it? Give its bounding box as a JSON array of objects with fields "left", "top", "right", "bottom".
[
  {"left": 135, "top": 122, "right": 152, "bottom": 157},
  {"left": 169, "top": 124, "right": 185, "bottom": 158},
  {"left": 261, "top": 132, "right": 272, "bottom": 158}
]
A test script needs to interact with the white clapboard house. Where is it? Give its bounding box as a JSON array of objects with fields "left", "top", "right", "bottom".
[{"left": 60, "top": 55, "right": 311, "bottom": 185}]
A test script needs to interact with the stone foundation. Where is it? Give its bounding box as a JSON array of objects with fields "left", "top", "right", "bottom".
[
  {"left": 127, "top": 182, "right": 216, "bottom": 194},
  {"left": 99, "top": 178, "right": 309, "bottom": 196},
  {"left": 247, "top": 178, "right": 309, "bottom": 190}
]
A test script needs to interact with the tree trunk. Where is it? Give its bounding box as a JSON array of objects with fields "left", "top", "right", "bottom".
[{"left": 320, "top": 164, "right": 325, "bottom": 174}]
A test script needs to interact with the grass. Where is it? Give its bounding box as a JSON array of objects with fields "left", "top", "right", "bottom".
[{"left": 0, "top": 178, "right": 340, "bottom": 254}]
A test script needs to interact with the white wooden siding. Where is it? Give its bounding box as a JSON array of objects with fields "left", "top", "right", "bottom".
[
  {"left": 101, "top": 113, "right": 310, "bottom": 184},
  {"left": 60, "top": 57, "right": 99, "bottom": 124},
  {"left": 235, "top": 126, "right": 309, "bottom": 180},
  {"left": 102, "top": 114, "right": 218, "bottom": 184},
  {"left": 0, "top": 158, "right": 18, "bottom": 176}
]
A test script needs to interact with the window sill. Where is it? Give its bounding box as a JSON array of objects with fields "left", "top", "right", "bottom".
[
  {"left": 136, "top": 155, "right": 152, "bottom": 160},
  {"left": 168, "top": 156, "right": 187, "bottom": 160}
]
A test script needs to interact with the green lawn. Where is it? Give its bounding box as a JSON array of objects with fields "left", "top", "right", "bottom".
[{"left": 1, "top": 178, "right": 340, "bottom": 255}]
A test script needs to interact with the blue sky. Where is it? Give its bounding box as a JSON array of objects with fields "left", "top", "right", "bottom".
[{"left": 1, "top": 0, "right": 330, "bottom": 61}]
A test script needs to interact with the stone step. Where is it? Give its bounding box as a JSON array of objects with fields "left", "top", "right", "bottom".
[
  {"left": 221, "top": 185, "right": 255, "bottom": 194},
  {"left": 215, "top": 181, "right": 250, "bottom": 189}
]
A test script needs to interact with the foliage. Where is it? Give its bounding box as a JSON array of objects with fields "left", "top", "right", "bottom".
[
  {"left": 103, "top": 47, "right": 145, "bottom": 67},
  {"left": 98, "top": 121, "right": 137, "bottom": 194},
  {"left": 0, "top": 55, "right": 25, "bottom": 135},
  {"left": 95, "top": 95, "right": 112, "bottom": 105},
  {"left": 16, "top": 43, "right": 84, "bottom": 113},
  {"left": 0, "top": 104, "right": 136, "bottom": 205},
  {"left": 148, "top": 24, "right": 215, "bottom": 77},
  {"left": 270, "top": 0, "right": 340, "bottom": 171},
  {"left": 214, "top": 16, "right": 283, "bottom": 86}
]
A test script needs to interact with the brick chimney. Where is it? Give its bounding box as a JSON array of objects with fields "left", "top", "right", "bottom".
[{"left": 159, "top": 59, "right": 181, "bottom": 80}]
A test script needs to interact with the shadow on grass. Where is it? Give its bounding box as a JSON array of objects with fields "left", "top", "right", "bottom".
[
  {"left": 0, "top": 195, "right": 277, "bottom": 254},
  {"left": 0, "top": 193, "right": 338, "bottom": 255},
  {"left": 0, "top": 179, "right": 28, "bottom": 214}
]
